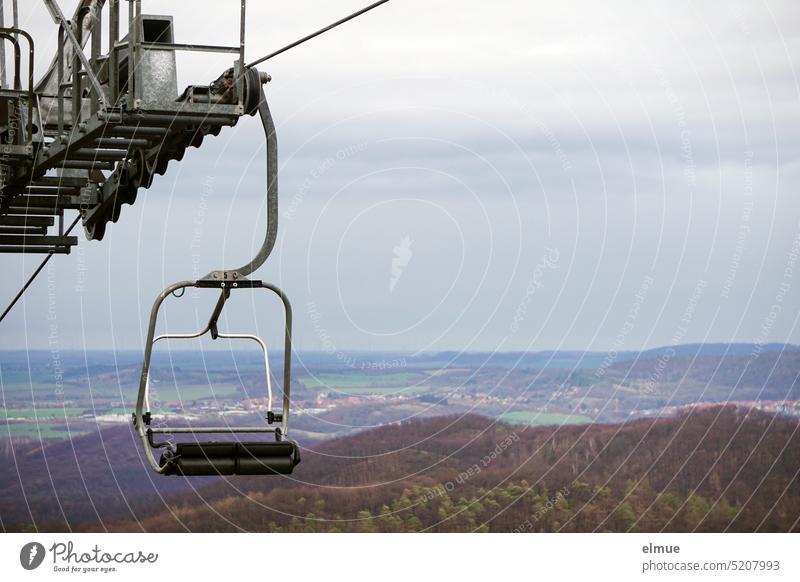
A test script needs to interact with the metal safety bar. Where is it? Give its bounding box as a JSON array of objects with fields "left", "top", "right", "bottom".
[
  {"left": 147, "top": 320, "right": 275, "bottom": 414},
  {"left": 149, "top": 426, "right": 279, "bottom": 435},
  {"left": 134, "top": 278, "right": 293, "bottom": 475},
  {"left": 0, "top": 27, "right": 34, "bottom": 144},
  {"left": 0, "top": 0, "right": 19, "bottom": 88}
]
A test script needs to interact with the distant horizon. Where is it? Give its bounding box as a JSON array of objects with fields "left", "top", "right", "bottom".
[{"left": 2, "top": 341, "right": 797, "bottom": 356}]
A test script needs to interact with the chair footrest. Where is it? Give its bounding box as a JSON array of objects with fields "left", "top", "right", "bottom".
[{"left": 160, "top": 441, "right": 301, "bottom": 476}]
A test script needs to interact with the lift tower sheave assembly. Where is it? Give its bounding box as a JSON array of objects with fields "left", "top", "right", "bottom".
[
  {"left": 0, "top": 0, "right": 394, "bottom": 476},
  {"left": 0, "top": 0, "right": 262, "bottom": 250}
]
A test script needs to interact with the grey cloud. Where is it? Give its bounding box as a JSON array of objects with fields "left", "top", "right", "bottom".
[{"left": 1, "top": 0, "right": 798, "bottom": 353}]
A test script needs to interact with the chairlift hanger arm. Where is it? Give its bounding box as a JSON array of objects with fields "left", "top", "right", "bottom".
[
  {"left": 204, "top": 68, "right": 276, "bottom": 281},
  {"left": 229, "top": 74, "right": 277, "bottom": 277}
]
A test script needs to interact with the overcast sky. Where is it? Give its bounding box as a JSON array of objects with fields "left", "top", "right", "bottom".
[{"left": 1, "top": 0, "right": 799, "bottom": 354}]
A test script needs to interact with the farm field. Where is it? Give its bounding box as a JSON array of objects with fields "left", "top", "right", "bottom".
[{"left": 498, "top": 410, "right": 593, "bottom": 426}]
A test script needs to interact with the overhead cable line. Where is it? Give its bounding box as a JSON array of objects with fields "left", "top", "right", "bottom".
[
  {"left": 246, "top": 0, "right": 391, "bottom": 68},
  {"left": 0, "top": 215, "right": 81, "bottom": 324}
]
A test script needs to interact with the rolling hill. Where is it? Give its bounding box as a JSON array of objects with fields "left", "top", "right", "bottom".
[{"left": 3, "top": 405, "right": 795, "bottom": 532}]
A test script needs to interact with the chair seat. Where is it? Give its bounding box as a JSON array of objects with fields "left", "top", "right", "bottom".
[{"left": 160, "top": 440, "right": 300, "bottom": 476}]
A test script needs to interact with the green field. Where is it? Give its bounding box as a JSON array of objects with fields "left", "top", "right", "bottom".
[
  {"left": 0, "top": 422, "right": 92, "bottom": 439},
  {"left": 499, "top": 411, "right": 593, "bottom": 426},
  {"left": 0, "top": 368, "right": 63, "bottom": 386},
  {"left": 1, "top": 406, "right": 100, "bottom": 440}
]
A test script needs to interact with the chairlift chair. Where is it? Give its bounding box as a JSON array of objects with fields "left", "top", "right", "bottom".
[{"left": 133, "top": 73, "right": 300, "bottom": 476}]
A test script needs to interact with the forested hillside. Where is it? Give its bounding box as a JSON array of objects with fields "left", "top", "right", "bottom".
[{"left": 96, "top": 407, "right": 800, "bottom": 532}]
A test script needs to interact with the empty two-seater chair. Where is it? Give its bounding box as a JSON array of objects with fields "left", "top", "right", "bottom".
[{"left": 134, "top": 279, "right": 299, "bottom": 477}]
